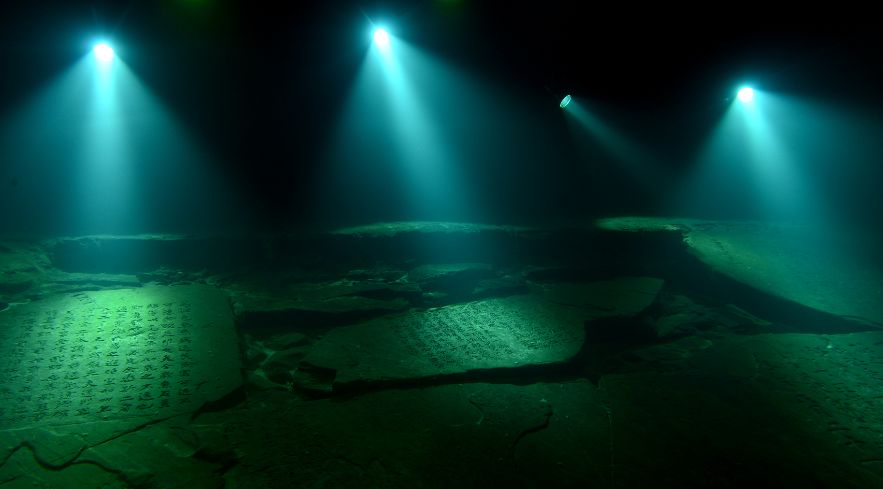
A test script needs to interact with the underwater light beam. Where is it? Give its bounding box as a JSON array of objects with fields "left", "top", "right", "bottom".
[
  {"left": 1, "top": 38, "right": 238, "bottom": 235},
  {"left": 561, "top": 96, "right": 660, "bottom": 188},
  {"left": 680, "top": 87, "right": 816, "bottom": 221},
  {"left": 322, "top": 29, "right": 483, "bottom": 221}
]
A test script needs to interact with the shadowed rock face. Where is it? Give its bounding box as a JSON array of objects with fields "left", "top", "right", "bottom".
[
  {"left": 1, "top": 220, "right": 882, "bottom": 488},
  {"left": 599, "top": 217, "right": 883, "bottom": 328}
]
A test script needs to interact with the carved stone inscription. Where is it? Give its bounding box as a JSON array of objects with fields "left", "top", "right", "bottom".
[
  {"left": 302, "top": 296, "right": 588, "bottom": 387},
  {"left": 390, "top": 299, "right": 584, "bottom": 369},
  {"left": 0, "top": 286, "right": 240, "bottom": 429}
]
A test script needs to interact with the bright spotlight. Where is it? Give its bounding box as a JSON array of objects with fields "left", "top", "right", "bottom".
[
  {"left": 560, "top": 94, "right": 572, "bottom": 109},
  {"left": 373, "top": 28, "right": 390, "bottom": 48},
  {"left": 93, "top": 43, "right": 115, "bottom": 62},
  {"left": 737, "top": 86, "right": 754, "bottom": 103}
]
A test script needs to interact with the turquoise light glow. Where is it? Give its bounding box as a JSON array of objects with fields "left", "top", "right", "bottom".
[
  {"left": 93, "top": 43, "right": 115, "bottom": 62},
  {"left": 0, "top": 42, "right": 235, "bottom": 233},
  {"left": 373, "top": 29, "right": 390, "bottom": 49},
  {"left": 737, "top": 86, "right": 754, "bottom": 103},
  {"left": 560, "top": 94, "right": 572, "bottom": 109},
  {"left": 322, "top": 28, "right": 523, "bottom": 222},
  {"left": 680, "top": 88, "right": 813, "bottom": 220}
]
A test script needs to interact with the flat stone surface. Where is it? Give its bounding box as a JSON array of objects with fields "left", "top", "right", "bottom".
[
  {"left": 0, "top": 451, "right": 121, "bottom": 488},
  {"left": 301, "top": 295, "right": 589, "bottom": 388},
  {"left": 198, "top": 381, "right": 610, "bottom": 489},
  {"left": 685, "top": 225, "right": 883, "bottom": 326},
  {"left": 77, "top": 417, "right": 226, "bottom": 489},
  {"left": 0, "top": 285, "right": 241, "bottom": 430},
  {"left": 599, "top": 331, "right": 883, "bottom": 488},
  {"left": 648, "top": 294, "right": 771, "bottom": 338},
  {"left": 599, "top": 217, "right": 883, "bottom": 327}
]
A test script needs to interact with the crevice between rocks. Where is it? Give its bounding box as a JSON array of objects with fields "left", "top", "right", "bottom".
[
  {"left": 69, "top": 459, "right": 144, "bottom": 488},
  {"left": 315, "top": 362, "right": 587, "bottom": 401},
  {"left": 509, "top": 401, "right": 554, "bottom": 459},
  {"left": 597, "top": 378, "right": 616, "bottom": 489},
  {"left": 0, "top": 410, "right": 236, "bottom": 488},
  {"left": 466, "top": 398, "right": 485, "bottom": 426},
  {"left": 190, "top": 386, "right": 248, "bottom": 422},
  {"left": 0, "top": 416, "right": 172, "bottom": 474},
  {"left": 0, "top": 441, "right": 135, "bottom": 487}
]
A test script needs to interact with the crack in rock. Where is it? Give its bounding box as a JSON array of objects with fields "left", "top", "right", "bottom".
[
  {"left": 69, "top": 459, "right": 148, "bottom": 488},
  {"left": 0, "top": 444, "right": 24, "bottom": 468},
  {"left": 598, "top": 378, "right": 615, "bottom": 489},
  {"left": 1, "top": 439, "right": 86, "bottom": 473},
  {"left": 467, "top": 397, "right": 485, "bottom": 426},
  {"left": 0, "top": 442, "right": 134, "bottom": 488},
  {"left": 0, "top": 415, "right": 176, "bottom": 489},
  {"left": 603, "top": 402, "right": 615, "bottom": 489},
  {"left": 18, "top": 440, "right": 88, "bottom": 470},
  {"left": 101, "top": 417, "right": 175, "bottom": 445},
  {"left": 509, "top": 401, "right": 554, "bottom": 459}
]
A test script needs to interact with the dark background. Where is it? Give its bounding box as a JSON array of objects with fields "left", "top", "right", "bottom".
[{"left": 1, "top": 1, "right": 881, "bottom": 232}]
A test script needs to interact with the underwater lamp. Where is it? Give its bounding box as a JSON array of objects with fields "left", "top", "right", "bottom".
[
  {"left": 560, "top": 94, "right": 572, "bottom": 109},
  {"left": 373, "top": 28, "right": 390, "bottom": 48},
  {"left": 737, "top": 86, "right": 754, "bottom": 103},
  {"left": 93, "top": 43, "right": 115, "bottom": 62}
]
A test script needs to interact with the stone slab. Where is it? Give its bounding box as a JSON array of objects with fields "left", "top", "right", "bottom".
[
  {"left": 0, "top": 285, "right": 241, "bottom": 430},
  {"left": 598, "top": 217, "right": 883, "bottom": 327},
  {"left": 300, "top": 295, "right": 589, "bottom": 388},
  {"left": 195, "top": 381, "right": 609, "bottom": 489},
  {"left": 684, "top": 225, "right": 883, "bottom": 326},
  {"left": 600, "top": 331, "right": 883, "bottom": 488}
]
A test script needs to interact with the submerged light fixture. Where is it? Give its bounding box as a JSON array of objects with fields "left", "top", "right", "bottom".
[
  {"left": 737, "top": 86, "right": 755, "bottom": 103},
  {"left": 373, "top": 28, "right": 390, "bottom": 49},
  {"left": 560, "top": 94, "right": 572, "bottom": 109},
  {"left": 93, "top": 42, "right": 115, "bottom": 62}
]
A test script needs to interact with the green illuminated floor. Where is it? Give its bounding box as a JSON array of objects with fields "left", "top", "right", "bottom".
[{"left": 1, "top": 220, "right": 881, "bottom": 488}]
